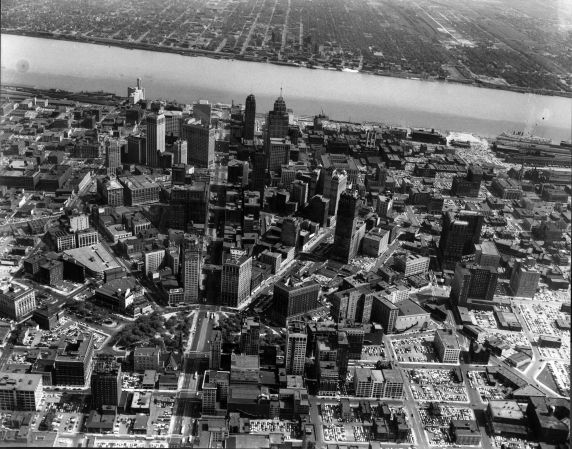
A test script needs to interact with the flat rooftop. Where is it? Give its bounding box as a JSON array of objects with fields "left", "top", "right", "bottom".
[{"left": 63, "top": 243, "right": 120, "bottom": 274}]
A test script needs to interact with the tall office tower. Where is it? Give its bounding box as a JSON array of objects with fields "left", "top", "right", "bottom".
[
  {"left": 285, "top": 320, "right": 307, "bottom": 375},
  {"left": 305, "top": 195, "right": 330, "bottom": 228},
  {"left": 193, "top": 100, "right": 212, "bottom": 126},
  {"left": 331, "top": 286, "right": 373, "bottom": 324},
  {"left": 509, "top": 260, "right": 541, "bottom": 298},
  {"left": 127, "top": 78, "right": 145, "bottom": 104},
  {"left": 146, "top": 113, "right": 165, "bottom": 168},
  {"left": 54, "top": 333, "right": 94, "bottom": 386},
  {"left": 332, "top": 190, "right": 362, "bottom": 263},
  {"left": 438, "top": 211, "right": 484, "bottom": 270},
  {"left": 106, "top": 139, "right": 122, "bottom": 176},
  {"left": 182, "top": 119, "right": 215, "bottom": 168},
  {"left": 221, "top": 250, "right": 252, "bottom": 307},
  {"left": 281, "top": 217, "right": 300, "bottom": 248},
  {"left": 209, "top": 329, "right": 222, "bottom": 370},
  {"left": 451, "top": 165, "right": 483, "bottom": 198},
  {"left": 376, "top": 194, "right": 393, "bottom": 218},
  {"left": 91, "top": 354, "right": 122, "bottom": 409},
  {"left": 244, "top": 94, "right": 256, "bottom": 140},
  {"left": 169, "top": 183, "right": 209, "bottom": 232},
  {"left": 127, "top": 134, "right": 146, "bottom": 164},
  {"left": 291, "top": 179, "right": 308, "bottom": 208},
  {"left": 172, "top": 140, "right": 188, "bottom": 165},
  {"left": 181, "top": 239, "right": 202, "bottom": 303},
  {"left": 450, "top": 263, "right": 499, "bottom": 306},
  {"left": 266, "top": 94, "right": 290, "bottom": 146},
  {"left": 202, "top": 373, "right": 217, "bottom": 415},
  {"left": 240, "top": 317, "right": 260, "bottom": 355},
  {"left": 273, "top": 278, "right": 321, "bottom": 325},
  {"left": 165, "top": 245, "right": 180, "bottom": 277},
  {"left": 267, "top": 138, "right": 291, "bottom": 171},
  {"left": 164, "top": 110, "right": 183, "bottom": 138},
  {"left": 252, "top": 150, "right": 267, "bottom": 196},
  {"left": 323, "top": 170, "right": 348, "bottom": 216}
]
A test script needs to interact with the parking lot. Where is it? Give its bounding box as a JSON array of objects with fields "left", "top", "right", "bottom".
[
  {"left": 391, "top": 334, "right": 439, "bottom": 363},
  {"left": 467, "top": 371, "right": 512, "bottom": 402},
  {"left": 517, "top": 302, "right": 570, "bottom": 364},
  {"left": 407, "top": 369, "right": 468, "bottom": 402},
  {"left": 419, "top": 404, "right": 474, "bottom": 446},
  {"left": 250, "top": 419, "right": 297, "bottom": 440},
  {"left": 360, "top": 345, "right": 386, "bottom": 361}
]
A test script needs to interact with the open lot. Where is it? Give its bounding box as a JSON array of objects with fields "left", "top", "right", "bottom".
[
  {"left": 391, "top": 334, "right": 439, "bottom": 363},
  {"left": 407, "top": 368, "right": 468, "bottom": 402},
  {"left": 467, "top": 371, "right": 512, "bottom": 402},
  {"left": 418, "top": 404, "right": 474, "bottom": 446}
]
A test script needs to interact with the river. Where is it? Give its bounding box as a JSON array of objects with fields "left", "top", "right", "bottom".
[{"left": 1, "top": 34, "right": 571, "bottom": 142}]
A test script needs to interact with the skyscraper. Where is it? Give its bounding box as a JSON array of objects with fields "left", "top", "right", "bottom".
[
  {"left": 323, "top": 169, "right": 348, "bottom": 216},
  {"left": 272, "top": 278, "right": 321, "bottom": 325},
  {"left": 244, "top": 94, "right": 256, "bottom": 141},
  {"left": 450, "top": 263, "right": 499, "bottom": 306},
  {"left": 266, "top": 94, "right": 290, "bottom": 142},
  {"left": 146, "top": 113, "right": 165, "bottom": 168},
  {"left": 240, "top": 317, "right": 260, "bottom": 356},
  {"left": 181, "top": 239, "right": 202, "bottom": 303},
  {"left": 91, "top": 354, "right": 122, "bottom": 409},
  {"left": 332, "top": 190, "right": 363, "bottom": 263},
  {"left": 285, "top": 320, "right": 307, "bottom": 375},
  {"left": 105, "top": 139, "right": 122, "bottom": 176},
  {"left": 182, "top": 119, "right": 215, "bottom": 168},
  {"left": 267, "top": 138, "right": 291, "bottom": 171},
  {"left": 438, "top": 211, "right": 484, "bottom": 270},
  {"left": 252, "top": 150, "right": 267, "bottom": 196},
  {"left": 509, "top": 260, "right": 540, "bottom": 298},
  {"left": 209, "top": 329, "right": 222, "bottom": 370},
  {"left": 127, "top": 78, "right": 145, "bottom": 104},
  {"left": 193, "top": 100, "right": 212, "bottom": 126},
  {"left": 221, "top": 250, "right": 252, "bottom": 307}
]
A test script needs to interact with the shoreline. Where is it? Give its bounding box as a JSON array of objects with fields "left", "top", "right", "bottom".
[{"left": 3, "top": 29, "right": 572, "bottom": 100}]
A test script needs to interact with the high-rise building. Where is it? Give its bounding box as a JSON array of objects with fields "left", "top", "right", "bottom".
[
  {"left": 394, "top": 253, "right": 430, "bottom": 277},
  {"left": 273, "top": 278, "right": 321, "bottom": 325},
  {"left": 372, "top": 295, "right": 399, "bottom": 334},
  {"left": 209, "top": 329, "right": 222, "bottom": 370},
  {"left": 54, "top": 333, "right": 95, "bottom": 386},
  {"left": 475, "top": 241, "right": 501, "bottom": 269},
  {"left": 509, "top": 261, "right": 541, "bottom": 298},
  {"left": 240, "top": 317, "right": 260, "bottom": 356},
  {"left": 252, "top": 150, "right": 267, "bottom": 195},
  {"left": 182, "top": 119, "right": 215, "bottom": 168},
  {"left": 169, "top": 183, "right": 209, "bottom": 232},
  {"left": 266, "top": 138, "right": 291, "bottom": 172},
  {"left": 127, "top": 135, "right": 146, "bottom": 164},
  {"left": 221, "top": 250, "right": 252, "bottom": 307},
  {"left": 0, "top": 373, "right": 43, "bottom": 411},
  {"left": 106, "top": 139, "right": 122, "bottom": 177},
  {"left": 127, "top": 78, "right": 145, "bottom": 104},
  {"left": 0, "top": 281, "right": 36, "bottom": 321},
  {"left": 266, "top": 94, "right": 289, "bottom": 144},
  {"left": 144, "top": 247, "right": 165, "bottom": 276},
  {"left": 244, "top": 94, "right": 256, "bottom": 141},
  {"left": 438, "top": 211, "right": 484, "bottom": 270},
  {"left": 451, "top": 165, "right": 483, "bottom": 198},
  {"left": 202, "top": 372, "right": 218, "bottom": 415},
  {"left": 285, "top": 320, "right": 307, "bottom": 375},
  {"left": 281, "top": 217, "right": 300, "bottom": 248},
  {"left": 331, "top": 286, "right": 373, "bottom": 324},
  {"left": 193, "top": 100, "right": 212, "bottom": 126},
  {"left": 376, "top": 195, "right": 393, "bottom": 218},
  {"left": 181, "top": 239, "right": 203, "bottom": 303},
  {"left": 91, "top": 354, "right": 122, "bottom": 409},
  {"left": 146, "top": 114, "right": 166, "bottom": 168},
  {"left": 433, "top": 329, "right": 461, "bottom": 363},
  {"left": 172, "top": 140, "right": 188, "bottom": 165},
  {"left": 323, "top": 170, "right": 348, "bottom": 216},
  {"left": 450, "top": 263, "right": 499, "bottom": 306},
  {"left": 291, "top": 179, "right": 308, "bottom": 208},
  {"left": 332, "top": 190, "right": 364, "bottom": 263}
]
